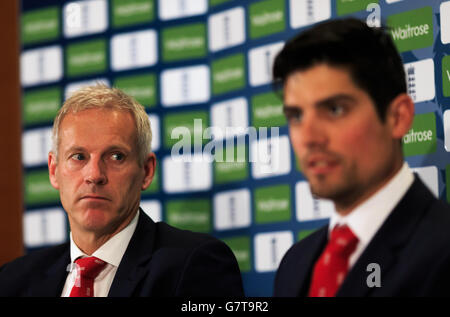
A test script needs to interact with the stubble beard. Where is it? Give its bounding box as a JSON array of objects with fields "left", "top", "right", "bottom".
[{"left": 306, "top": 163, "right": 364, "bottom": 210}]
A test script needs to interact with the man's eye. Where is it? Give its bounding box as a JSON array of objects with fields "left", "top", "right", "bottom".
[
  {"left": 71, "top": 153, "right": 85, "bottom": 161},
  {"left": 284, "top": 108, "right": 303, "bottom": 123},
  {"left": 111, "top": 153, "right": 124, "bottom": 161},
  {"left": 329, "top": 105, "right": 345, "bottom": 117}
]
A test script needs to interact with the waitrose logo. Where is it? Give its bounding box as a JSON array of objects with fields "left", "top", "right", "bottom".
[
  {"left": 23, "top": 87, "right": 61, "bottom": 124},
  {"left": 115, "top": 2, "right": 152, "bottom": 17},
  {"left": 166, "top": 37, "right": 204, "bottom": 50},
  {"left": 391, "top": 24, "right": 430, "bottom": 41},
  {"left": 25, "top": 171, "right": 60, "bottom": 205},
  {"left": 21, "top": 6, "right": 59, "bottom": 44},
  {"left": 114, "top": 73, "right": 156, "bottom": 108},
  {"left": 254, "top": 184, "right": 291, "bottom": 224},
  {"left": 402, "top": 112, "right": 436, "bottom": 156},
  {"left": 252, "top": 91, "right": 286, "bottom": 129},
  {"left": 112, "top": 0, "right": 155, "bottom": 27},
  {"left": 66, "top": 40, "right": 106, "bottom": 77},
  {"left": 212, "top": 54, "right": 245, "bottom": 95},
  {"left": 249, "top": 0, "right": 285, "bottom": 39},
  {"left": 251, "top": 11, "right": 283, "bottom": 26},
  {"left": 214, "top": 68, "right": 243, "bottom": 83},
  {"left": 403, "top": 128, "right": 433, "bottom": 144},
  {"left": 387, "top": 7, "right": 433, "bottom": 52},
  {"left": 222, "top": 236, "right": 251, "bottom": 272},
  {"left": 166, "top": 199, "right": 211, "bottom": 233},
  {"left": 162, "top": 23, "right": 206, "bottom": 61},
  {"left": 257, "top": 199, "right": 289, "bottom": 212},
  {"left": 23, "top": 20, "right": 58, "bottom": 35}
]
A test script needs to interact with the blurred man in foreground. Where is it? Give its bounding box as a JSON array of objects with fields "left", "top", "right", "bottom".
[{"left": 273, "top": 18, "right": 450, "bottom": 297}]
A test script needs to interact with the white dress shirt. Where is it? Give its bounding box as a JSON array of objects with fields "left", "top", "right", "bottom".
[
  {"left": 61, "top": 211, "right": 139, "bottom": 297},
  {"left": 328, "top": 162, "right": 414, "bottom": 269}
]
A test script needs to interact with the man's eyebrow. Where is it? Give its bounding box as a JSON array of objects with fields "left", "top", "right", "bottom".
[
  {"left": 283, "top": 94, "right": 356, "bottom": 110},
  {"left": 283, "top": 105, "right": 300, "bottom": 111},
  {"left": 63, "top": 144, "right": 132, "bottom": 155},
  {"left": 316, "top": 94, "right": 357, "bottom": 107},
  {"left": 63, "top": 146, "right": 86, "bottom": 155},
  {"left": 104, "top": 144, "right": 131, "bottom": 152}
]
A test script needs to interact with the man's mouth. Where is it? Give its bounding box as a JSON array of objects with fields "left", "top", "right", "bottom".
[
  {"left": 80, "top": 195, "right": 110, "bottom": 201},
  {"left": 305, "top": 156, "right": 339, "bottom": 175}
]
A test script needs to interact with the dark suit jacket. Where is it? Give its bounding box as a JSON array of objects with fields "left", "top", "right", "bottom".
[
  {"left": 274, "top": 176, "right": 450, "bottom": 297},
  {"left": 0, "top": 209, "right": 244, "bottom": 297}
]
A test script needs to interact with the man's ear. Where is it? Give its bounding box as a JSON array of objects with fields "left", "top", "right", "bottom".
[
  {"left": 48, "top": 151, "right": 60, "bottom": 190},
  {"left": 385, "top": 93, "right": 415, "bottom": 140},
  {"left": 141, "top": 153, "right": 156, "bottom": 191}
]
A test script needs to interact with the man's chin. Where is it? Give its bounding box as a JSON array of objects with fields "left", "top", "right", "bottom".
[
  {"left": 309, "top": 180, "right": 345, "bottom": 201},
  {"left": 75, "top": 209, "right": 111, "bottom": 232}
]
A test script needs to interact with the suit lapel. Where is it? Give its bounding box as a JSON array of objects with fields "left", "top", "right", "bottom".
[
  {"left": 29, "top": 244, "right": 71, "bottom": 296},
  {"left": 291, "top": 227, "right": 328, "bottom": 296},
  {"left": 337, "top": 176, "right": 435, "bottom": 296},
  {"left": 337, "top": 238, "right": 396, "bottom": 296},
  {"left": 108, "top": 209, "right": 156, "bottom": 297}
]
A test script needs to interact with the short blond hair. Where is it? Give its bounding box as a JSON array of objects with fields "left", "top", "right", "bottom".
[{"left": 52, "top": 83, "right": 152, "bottom": 165}]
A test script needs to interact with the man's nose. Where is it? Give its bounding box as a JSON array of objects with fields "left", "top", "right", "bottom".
[
  {"left": 84, "top": 157, "right": 107, "bottom": 185},
  {"left": 299, "top": 113, "right": 327, "bottom": 149}
]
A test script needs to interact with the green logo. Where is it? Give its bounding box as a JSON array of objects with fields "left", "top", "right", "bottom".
[
  {"left": 254, "top": 184, "right": 291, "bottom": 224},
  {"left": 443, "top": 55, "right": 450, "bottom": 97},
  {"left": 251, "top": 91, "right": 286, "bottom": 129},
  {"left": 214, "top": 144, "right": 248, "bottom": 184},
  {"left": 297, "top": 229, "right": 315, "bottom": 242},
  {"left": 212, "top": 53, "right": 246, "bottom": 95},
  {"left": 66, "top": 39, "right": 107, "bottom": 77},
  {"left": 387, "top": 6, "right": 433, "bottom": 52},
  {"left": 114, "top": 73, "right": 157, "bottom": 108},
  {"left": 402, "top": 112, "right": 436, "bottom": 156},
  {"left": 23, "top": 87, "right": 61, "bottom": 125},
  {"left": 112, "top": 0, "right": 155, "bottom": 28},
  {"left": 166, "top": 199, "right": 211, "bottom": 233},
  {"left": 21, "top": 6, "right": 59, "bottom": 44},
  {"left": 249, "top": 0, "right": 285, "bottom": 39},
  {"left": 162, "top": 23, "right": 206, "bottom": 62},
  {"left": 336, "top": 0, "right": 379, "bottom": 16},
  {"left": 163, "top": 111, "right": 209, "bottom": 148},
  {"left": 222, "top": 236, "right": 251, "bottom": 273},
  {"left": 210, "top": 0, "right": 234, "bottom": 6},
  {"left": 25, "top": 170, "right": 60, "bottom": 206}
]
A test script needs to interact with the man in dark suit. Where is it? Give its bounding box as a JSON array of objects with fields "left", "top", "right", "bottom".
[
  {"left": 0, "top": 84, "right": 244, "bottom": 297},
  {"left": 272, "top": 18, "right": 450, "bottom": 296}
]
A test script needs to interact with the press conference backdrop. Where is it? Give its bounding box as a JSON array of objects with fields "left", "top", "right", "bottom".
[{"left": 19, "top": 0, "right": 450, "bottom": 296}]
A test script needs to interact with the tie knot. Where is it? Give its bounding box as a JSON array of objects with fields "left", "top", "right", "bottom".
[
  {"left": 329, "top": 225, "right": 358, "bottom": 255},
  {"left": 74, "top": 256, "right": 107, "bottom": 280}
]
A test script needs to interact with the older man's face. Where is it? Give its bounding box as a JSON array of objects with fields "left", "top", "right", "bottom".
[{"left": 48, "top": 108, "right": 154, "bottom": 236}]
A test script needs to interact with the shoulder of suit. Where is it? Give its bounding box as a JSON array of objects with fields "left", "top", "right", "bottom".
[
  {"left": 154, "top": 221, "right": 223, "bottom": 249},
  {"left": 283, "top": 226, "right": 328, "bottom": 257},
  {"left": 0, "top": 242, "right": 69, "bottom": 274},
  {"left": 420, "top": 197, "right": 450, "bottom": 234}
]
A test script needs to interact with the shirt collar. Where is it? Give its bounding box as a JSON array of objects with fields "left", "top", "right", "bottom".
[
  {"left": 329, "top": 162, "right": 414, "bottom": 245},
  {"left": 69, "top": 210, "right": 140, "bottom": 267}
]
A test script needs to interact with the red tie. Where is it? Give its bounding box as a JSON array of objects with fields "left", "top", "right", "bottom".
[
  {"left": 69, "top": 256, "right": 107, "bottom": 297},
  {"left": 308, "top": 225, "right": 358, "bottom": 297}
]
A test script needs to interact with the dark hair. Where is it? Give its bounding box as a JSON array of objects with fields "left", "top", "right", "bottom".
[{"left": 272, "top": 18, "right": 406, "bottom": 121}]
